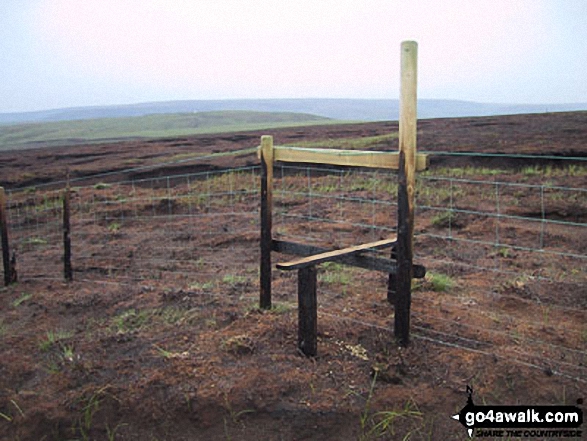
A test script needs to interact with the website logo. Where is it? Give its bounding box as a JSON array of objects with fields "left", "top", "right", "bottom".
[{"left": 452, "top": 386, "right": 583, "bottom": 438}]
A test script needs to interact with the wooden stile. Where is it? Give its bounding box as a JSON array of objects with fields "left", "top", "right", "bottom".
[{"left": 260, "top": 40, "right": 423, "bottom": 354}]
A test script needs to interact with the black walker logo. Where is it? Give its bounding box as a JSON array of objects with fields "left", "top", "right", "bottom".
[{"left": 452, "top": 386, "right": 583, "bottom": 438}]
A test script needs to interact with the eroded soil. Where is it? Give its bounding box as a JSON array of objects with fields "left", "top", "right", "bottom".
[{"left": 0, "top": 112, "right": 586, "bottom": 440}]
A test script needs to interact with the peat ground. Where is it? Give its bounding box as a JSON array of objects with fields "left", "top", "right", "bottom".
[{"left": 0, "top": 111, "right": 585, "bottom": 440}]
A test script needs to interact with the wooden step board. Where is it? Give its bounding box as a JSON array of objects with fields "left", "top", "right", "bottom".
[{"left": 276, "top": 238, "right": 397, "bottom": 271}]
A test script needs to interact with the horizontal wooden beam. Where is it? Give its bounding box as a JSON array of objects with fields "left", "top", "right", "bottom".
[
  {"left": 259, "top": 146, "right": 428, "bottom": 171},
  {"left": 273, "top": 240, "right": 425, "bottom": 278},
  {"left": 276, "top": 238, "right": 396, "bottom": 270}
]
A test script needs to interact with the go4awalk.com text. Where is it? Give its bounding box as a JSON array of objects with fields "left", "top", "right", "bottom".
[
  {"left": 452, "top": 386, "right": 583, "bottom": 438},
  {"left": 474, "top": 429, "right": 582, "bottom": 438}
]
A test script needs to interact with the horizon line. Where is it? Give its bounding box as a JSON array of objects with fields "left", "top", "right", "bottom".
[{"left": 3, "top": 97, "right": 587, "bottom": 116}]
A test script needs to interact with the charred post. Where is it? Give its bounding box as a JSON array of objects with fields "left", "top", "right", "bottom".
[
  {"left": 260, "top": 135, "right": 274, "bottom": 309},
  {"left": 386, "top": 245, "right": 397, "bottom": 303},
  {"left": 0, "top": 187, "right": 12, "bottom": 286},
  {"left": 63, "top": 183, "right": 73, "bottom": 282},
  {"left": 298, "top": 265, "right": 318, "bottom": 357}
]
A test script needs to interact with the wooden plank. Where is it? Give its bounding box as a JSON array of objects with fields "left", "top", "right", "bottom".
[
  {"left": 298, "top": 266, "right": 317, "bottom": 357},
  {"left": 270, "top": 146, "right": 428, "bottom": 171},
  {"left": 276, "top": 238, "right": 396, "bottom": 270},
  {"left": 0, "top": 187, "right": 11, "bottom": 286},
  {"left": 259, "top": 135, "right": 274, "bottom": 309},
  {"left": 63, "top": 186, "right": 73, "bottom": 282},
  {"left": 273, "top": 240, "right": 425, "bottom": 278},
  {"left": 394, "top": 40, "right": 418, "bottom": 347}
]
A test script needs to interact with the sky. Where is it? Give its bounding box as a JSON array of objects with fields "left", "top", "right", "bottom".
[{"left": 1, "top": 0, "right": 586, "bottom": 113}]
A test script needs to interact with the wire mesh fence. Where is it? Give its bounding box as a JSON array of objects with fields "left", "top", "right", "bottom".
[
  {"left": 5, "top": 187, "right": 64, "bottom": 279},
  {"left": 267, "top": 161, "right": 586, "bottom": 383},
  {"left": 1, "top": 153, "right": 586, "bottom": 384},
  {"left": 5, "top": 166, "right": 262, "bottom": 288},
  {"left": 272, "top": 163, "right": 586, "bottom": 283}
]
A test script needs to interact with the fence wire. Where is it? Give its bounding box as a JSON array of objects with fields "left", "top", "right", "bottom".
[{"left": 1, "top": 153, "right": 585, "bottom": 387}]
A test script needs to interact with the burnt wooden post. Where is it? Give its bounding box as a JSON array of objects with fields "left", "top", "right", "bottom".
[
  {"left": 63, "top": 183, "right": 73, "bottom": 281},
  {"left": 394, "top": 40, "right": 418, "bottom": 346},
  {"left": 0, "top": 187, "right": 12, "bottom": 286},
  {"left": 259, "top": 135, "right": 274, "bottom": 309},
  {"left": 298, "top": 265, "right": 317, "bottom": 357},
  {"left": 387, "top": 246, "right": 397, "bottom": 303}
]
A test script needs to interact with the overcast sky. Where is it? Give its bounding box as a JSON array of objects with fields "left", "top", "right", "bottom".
[{"left": 1, "top": 0, "right": 586, "bottom": 113}]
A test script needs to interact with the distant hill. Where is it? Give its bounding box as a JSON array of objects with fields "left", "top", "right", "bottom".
[
  {"left": 1, "top": 99, "right": 586, "bottom": 125},
  {"left": 0, "top": 110, "right": 333, "bottom": 151}
]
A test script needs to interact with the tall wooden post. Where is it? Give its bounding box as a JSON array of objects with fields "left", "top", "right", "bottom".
[
  {"left": 63, "top": 184, "right": 73, "bottom": 282},
  {"left": 260, "top": 135, "right": 274, "bottom": 309},
  {"left": 394, "top": 40, "right": 418, "bottom": 346},
  {"left": 0, "top": 187, "right": 11, "bottom": 286}
]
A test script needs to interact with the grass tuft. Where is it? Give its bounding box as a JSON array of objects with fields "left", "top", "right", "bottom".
[
  {"left": 38, "top": 329, "right": 74, "bottom": 352},
  {"left": 93, "top": 182, "right": 112, "bottom": 190},
  {"left": 12, "top": 293, "right": 32, "bottom": 307},
  {"left": 426, "top": 273, "right": 456, "bottom": 293},
  {"left": 221, "top": 334, "right": 255, "bottom": 355},
  {"left": 111, "top": 309, "right": 151, "bottom": 334}
]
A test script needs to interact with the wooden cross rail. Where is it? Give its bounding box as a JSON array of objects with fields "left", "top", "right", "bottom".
[
  {"left": 273, "top": 239, "right": 426, "bottom": 278},
  {"left": 276, "top": 238, "right": 396, "bottom": 270},
  {"left": 259, "top": 145, "right": 428, "bottom": 171}
]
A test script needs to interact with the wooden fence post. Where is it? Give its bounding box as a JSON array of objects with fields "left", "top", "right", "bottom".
[
  {"left": 63, "top": 185, "right": 73, "bottom": 281},
  {"left": 0, "top": 187, "right": 12, "bottom": 286},
  {"left": 260, "top": 135, "right": 274, "bottom": 309},
  {"left": 298, "top": 265, "right": 317, "bottom": 357},
  {"left": 387, "top": 246, "right": 397, "bottom": 303},
  {"left": 394, "top": 40, "right": 418, "bottom": 346}
]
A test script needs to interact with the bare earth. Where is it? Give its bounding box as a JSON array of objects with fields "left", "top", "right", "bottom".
[{"left": 0, "top": 112, "right": 585, "bottom": 440}]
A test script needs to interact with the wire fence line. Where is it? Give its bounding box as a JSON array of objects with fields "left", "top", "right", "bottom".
[
  {"left": 5, "top": 165, "right": 261, "bottom": 284},
  {"left": 422, "top": 150, "right": 587, "bottom": 162},
  {"left": 1, "top": 149, "right": 585, "bottom": 386},
  {"left": 315, "top": 305, "right": 587, "bottom": 385},
  {"left": 271, "top": 164, "right": 586, "bottom": 278},
  {"left": 3, "top": 154, "right": 585, "bottom": 286},
  {"left": 4, "top": 155, "right": 585, "bottom": 285}
]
